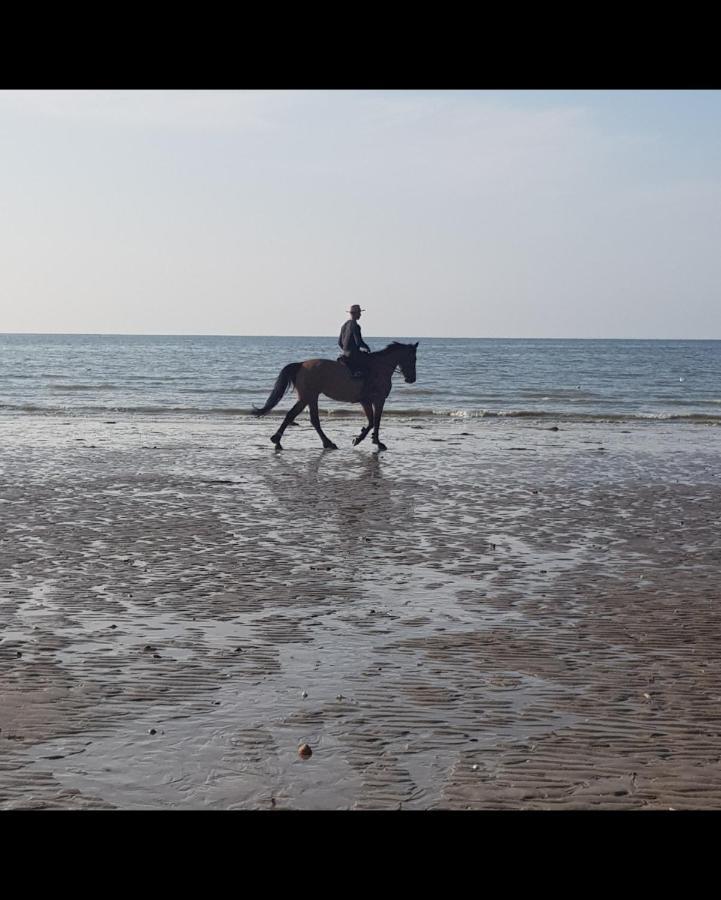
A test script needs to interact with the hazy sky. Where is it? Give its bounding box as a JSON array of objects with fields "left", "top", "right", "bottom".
[{"left": 1, "top": 90, "right": 720, "bottom": 339}]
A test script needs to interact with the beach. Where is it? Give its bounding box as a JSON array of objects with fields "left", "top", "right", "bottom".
[
  {"left": 2, "top": 411, "right": 720, "bottom": 809},
  {"left": 5, "top": 85, "right": 721, "bottom": 812}
]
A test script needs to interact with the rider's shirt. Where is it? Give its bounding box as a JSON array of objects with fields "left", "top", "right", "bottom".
[{"left": 338, "top": 319, "right": 369, "bottom": 357}]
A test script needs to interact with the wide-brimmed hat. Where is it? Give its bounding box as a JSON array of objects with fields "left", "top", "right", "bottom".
[{"left": 348, "top": 304, "right": 365, "bottom": 313}]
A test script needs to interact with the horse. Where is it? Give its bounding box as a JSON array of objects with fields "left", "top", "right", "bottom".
[{"left": 252, "top": 341, "right": 418, "bottom": 451}]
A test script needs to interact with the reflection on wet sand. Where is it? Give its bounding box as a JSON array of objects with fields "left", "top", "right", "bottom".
[{"left": 265, "top": 450, "right": 412, "bottom": 550}]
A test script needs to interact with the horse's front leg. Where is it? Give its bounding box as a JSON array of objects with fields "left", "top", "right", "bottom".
[
  {"left": 309, "top": 398, "right": 338, "bottom": 450},
  {"left": 371, "top": 399, "right": 387, "bottom": 451},
  {"left": 353, "top": 400, "right": 374, "bottom": 446}
]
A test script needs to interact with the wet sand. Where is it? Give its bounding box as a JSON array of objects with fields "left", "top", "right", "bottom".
[{"left": 1, "top": 413, "right": 721, "bottom": 809}]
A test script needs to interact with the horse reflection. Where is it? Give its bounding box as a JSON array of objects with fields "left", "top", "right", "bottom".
[{"left": 264, "top": 450, "right": 415, "bottom": 551}]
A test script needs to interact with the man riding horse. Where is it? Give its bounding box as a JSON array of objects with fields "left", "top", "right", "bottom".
[
  {"left": 253, "top": 321, "right": 418, "bottom": 451},
  {"left": 338, "top": 304, "right": 371, "bottom": 382}
]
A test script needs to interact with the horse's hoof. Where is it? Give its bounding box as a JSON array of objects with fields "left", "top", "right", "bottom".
[
  {"left": 324, "top": 442, "right": 338, "bottom": 450},
  {"left": 270, "top": 435, "right": 282, "bottom": 450},
  {"left": 352, "top": 436, "right": 362, "bottom": 446},
  {"left": 375, "top": 442, "right": 387, "bottom": 451}
]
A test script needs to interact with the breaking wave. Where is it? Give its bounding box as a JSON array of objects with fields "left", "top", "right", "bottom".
[{"left": 1, "top": 402, "right": 720, "bottom": 424}]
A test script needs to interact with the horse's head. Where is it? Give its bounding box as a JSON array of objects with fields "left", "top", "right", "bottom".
[{"left": 398, "top": 342, "right": 418, "bottom": 383}]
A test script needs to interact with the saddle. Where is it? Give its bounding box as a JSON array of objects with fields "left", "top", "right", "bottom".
[{"left": 337, "top": 355, "right": 366, "bottom": 379}]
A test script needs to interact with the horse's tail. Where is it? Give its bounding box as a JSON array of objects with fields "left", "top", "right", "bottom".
[{"left": 252, "top": 363, "right": 302, "bottom": 416}]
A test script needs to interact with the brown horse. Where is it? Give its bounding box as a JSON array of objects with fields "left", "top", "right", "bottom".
[{"left": 252, "top": 341, "right": 418, "bottom": 451}]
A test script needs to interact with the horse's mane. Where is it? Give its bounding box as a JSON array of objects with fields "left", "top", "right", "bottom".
[{"left": 369, "top": 341, "right": 416, "bottom": 357}]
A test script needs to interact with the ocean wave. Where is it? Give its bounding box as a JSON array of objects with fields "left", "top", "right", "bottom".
[
  {"left": 180, "top": 387, "right": 261, "bottom": 395},
  {"left": 395, "top": 387, "right": 445, "bottom": 397},
  {"left": 0, "top": 403, "right": 255, "bottom": 416},
  {"left": 2, "top": 402, "right": 721, "bottom": 424},
  {"left": 49, "top": 383, "right": 123, "bottom": 391},
  {"left": 42, "top": 382, "right": 260, "bottom": 394},
  {"left": 445, "top": 409, "right": 721, "bottom": 423},
  {"left": 518, "top": 389, "right": 600, "bottom": 399}
]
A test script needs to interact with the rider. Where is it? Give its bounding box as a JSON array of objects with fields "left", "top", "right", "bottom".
[{"left": 338, "top": 304, "right": 371, "bottom": 379}]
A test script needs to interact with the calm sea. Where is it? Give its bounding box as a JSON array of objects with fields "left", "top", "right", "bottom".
[{"left": 1, "top": 334, "right": 720, "bottom": 424}]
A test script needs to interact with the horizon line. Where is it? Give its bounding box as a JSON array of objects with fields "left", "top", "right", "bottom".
[{"left": 1, "top": 331, "right": 720, "bottom": 342}]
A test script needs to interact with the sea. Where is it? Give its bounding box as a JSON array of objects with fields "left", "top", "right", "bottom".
[{"left": 1, "top": 334, "right": 720, "bottom": 425}]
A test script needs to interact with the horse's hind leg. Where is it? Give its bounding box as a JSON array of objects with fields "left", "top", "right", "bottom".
[
  {"left": 271, "top": 400, "right": 306, "bottom": 449},
  {"left": 352, "top": 400, "right": 374, "bottom": 446},
  {"left": 308, "top": 398, "right": 337, "bottom": 450}
]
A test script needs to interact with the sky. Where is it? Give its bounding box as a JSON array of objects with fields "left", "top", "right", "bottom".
[{"left": 1, "top": 89, "right": 720, "bottom": 339}]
